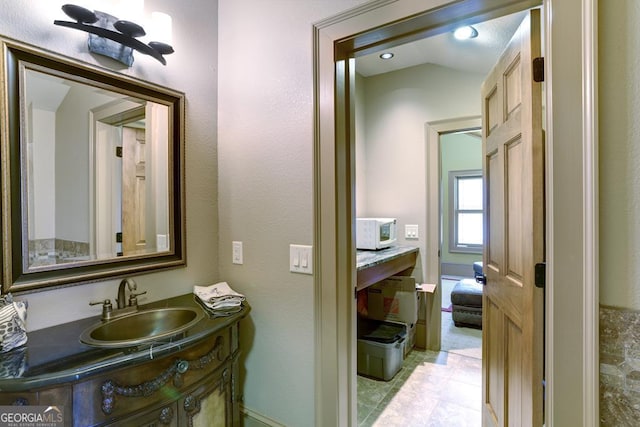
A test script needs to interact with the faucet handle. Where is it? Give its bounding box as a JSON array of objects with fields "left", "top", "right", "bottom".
[
  {"left": 128, "top": 291, "right": 147, "bottom": 307},
  {"left": 89, "top": 299, "right": 112, "bottom": 307},
  {"left": 89, "top": 299, "right": 113, "bottom": 320}
]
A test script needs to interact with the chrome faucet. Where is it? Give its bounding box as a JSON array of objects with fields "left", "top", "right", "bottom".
[{"left": 117, "top": 278, "right": 137, "bottom": 309}]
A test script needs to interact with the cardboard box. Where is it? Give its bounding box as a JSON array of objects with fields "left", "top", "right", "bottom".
[
  {"left": 367, "top": 276, "right": 419, "bottom": 356},
  {"left": 415, "top": 283, "right": 437, "bottom": 349},
  {"left": 415, "top": 322, "right": 427, "bottom": 349},
  {"left": 367, "top": 276, "right": 418, "bottom": 327},
  {"left": 404, "top": 322, "right": 416, "bottom": 358}
]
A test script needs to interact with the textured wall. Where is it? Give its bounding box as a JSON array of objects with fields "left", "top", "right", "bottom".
[
  {"left": 599, "top": 0, "right": 640, "bottom": 309},
  {"left": 357, "top": 63, "right": 485, "bottom": 282},
  {"left": 599, "top": 0, "right": 640, "bottom": 422},
  {"left": 217, "top": 1, "right": 367, "bottom": 425}
]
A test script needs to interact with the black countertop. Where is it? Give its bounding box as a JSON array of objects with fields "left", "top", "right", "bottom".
[{"left": 0, "top": 293, "right": 250, "bottom": 391}]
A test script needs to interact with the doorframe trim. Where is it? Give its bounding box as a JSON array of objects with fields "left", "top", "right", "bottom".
[
  {"left": 581, "top": 0, "right": 599, "bottom": 423},
  {"left": 542, "top": 0, "right": 599, "bottom": 425}
]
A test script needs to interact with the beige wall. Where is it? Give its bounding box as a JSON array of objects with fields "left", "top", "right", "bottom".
[
  {"left": 0, "top": 0, "right": 220, "bottom": 329},
  {"left": 599, "top": 0, "right": 640, "bottom": 309},
  {"left": 217, "top": 1, "right": 367, "bottom": 426},
  {"left": 355, "top": 63, "right": 485, "bottom": 282}
]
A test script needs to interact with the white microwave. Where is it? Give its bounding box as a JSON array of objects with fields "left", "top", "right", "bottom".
[{"left": 356, "top": 218, "right": 397, "bottom": 250}]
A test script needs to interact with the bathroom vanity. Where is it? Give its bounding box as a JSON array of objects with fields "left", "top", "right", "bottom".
[{"left": 0, "top": 294, "right": 249, "bottom": 426}]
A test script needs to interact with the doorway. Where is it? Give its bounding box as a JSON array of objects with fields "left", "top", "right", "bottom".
[
  {"left": 353, "top": 65, "right": 488, "bottom": 424},
  {"left": 313, "top": 0, "right": 598, "bottom": 426},
  {"left": 438, "top": 129, "right": 483, "bottom": 359}
]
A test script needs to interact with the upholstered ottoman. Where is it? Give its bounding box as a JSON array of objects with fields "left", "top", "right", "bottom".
[
  {"left": 450, "top": 278, "right": 483, "bottom": 329},
  {"left": 473, "top": 261, "right": 484, "bottom": 281}
]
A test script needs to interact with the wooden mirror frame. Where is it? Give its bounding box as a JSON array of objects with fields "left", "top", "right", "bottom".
[{"left": 0, "top": 38, "right": 186, "bottom": 293}]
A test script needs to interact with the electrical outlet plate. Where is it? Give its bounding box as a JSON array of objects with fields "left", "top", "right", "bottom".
[
  {"left": 405, "top": 224, "right": 419, "bottom": 239},
  {"left": 290, "top": 244, "right": 313, "bottom": 274}
]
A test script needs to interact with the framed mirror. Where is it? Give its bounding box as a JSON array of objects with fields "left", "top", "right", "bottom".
[{"left": 0, "top": 39, "right": 186, "bottom": 293}]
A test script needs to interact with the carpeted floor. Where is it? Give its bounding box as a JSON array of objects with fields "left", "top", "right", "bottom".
[
  {"left": 440, "top": 277, "right": 482, "bottom": 359},
  {"left": 441, "top": 311, "right": 482, "bottom": 360}
]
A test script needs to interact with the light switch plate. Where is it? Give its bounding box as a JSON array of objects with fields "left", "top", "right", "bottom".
[
  {"left": 405, "top": 224, "right": 419, "bottom": 239},
  {"left": 232, "top": 241, "right": 243, "bottom": 264},
  {"left": 290, "top": 244, "right": 313, "bottom": 274}
]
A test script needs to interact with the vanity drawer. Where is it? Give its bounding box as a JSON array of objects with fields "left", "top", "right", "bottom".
[
  {"left": 0, "top": 385, "right": 73, "bottom": 426},
  {"left": 72, "top": 330, "right": 230, "bottom": 427},
  {"left": 0, "top": 391, "right": 38, "bottom": 406},
  {"left": 0, "top": 384, "right": 71, "bottom": 406}
]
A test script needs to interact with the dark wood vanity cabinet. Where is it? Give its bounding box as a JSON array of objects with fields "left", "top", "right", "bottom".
[
  {"left": 75, "top": 325, "right": 241, "bottom": 427},
  {"left": 0, "top": 299, "right": 247, "bottom": 427},
  {"left": 102, "top": 361, "right": 236, "bottom": 427}
]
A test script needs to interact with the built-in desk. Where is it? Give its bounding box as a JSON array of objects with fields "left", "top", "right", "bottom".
[{"left": 356, "top": 246, "right": 418, "bottom": 291}]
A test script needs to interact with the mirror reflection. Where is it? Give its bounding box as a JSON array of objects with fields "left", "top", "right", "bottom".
[
  {"left": 2, "top": 39, "right": 185, "bottom": 293},
  {"left": 24, "top": 68, "right": 170, "bottom": 269}
]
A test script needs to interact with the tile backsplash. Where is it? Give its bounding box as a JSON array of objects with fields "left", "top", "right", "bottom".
[
  {"left": 600, "top": 305, "right": 640, "bottom": 425},
  {"left": 28, "top": 238, "right": 90, "bottom": 266}
]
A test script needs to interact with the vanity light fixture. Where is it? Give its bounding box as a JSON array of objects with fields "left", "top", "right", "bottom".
[
  {"left": 54, "top": 4, "right": 174, "bottom": 66},
  {"left": 379, "top": 52, "right": 394, "bottom": 60},
  {"left": 453, "top": 25, "right": 479, "bottom": 40}
]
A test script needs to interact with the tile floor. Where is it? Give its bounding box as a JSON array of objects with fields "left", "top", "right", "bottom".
[{"left": 357, "top": 278, "right": 482, "bottom": 427}]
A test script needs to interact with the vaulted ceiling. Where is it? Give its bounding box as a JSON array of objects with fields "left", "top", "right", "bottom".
[{"left": 355, "top": 10, "right": 527, "bottom": 77}]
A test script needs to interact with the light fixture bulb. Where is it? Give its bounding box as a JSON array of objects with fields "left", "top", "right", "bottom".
[
  {"left": 114, "top": 0, "right": 144, "bottom": 23},
  {"left": 379, "top": 52, "right": 394, "bottom": 60},
  {"left": 453, "top": 26, "right": 478, "bottom": 40},
  {"left": 148, "top": 12, "right": 172, "bottom": 45}
]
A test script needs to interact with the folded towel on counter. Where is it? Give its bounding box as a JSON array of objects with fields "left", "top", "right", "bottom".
[
  {"left": 194, "top": 297, "right": 243, "bottom": 317},
  {"left": 0, "top": 294, "right": 27, "bottom": 353},
  {"left": 193, "top": 282, "right": 245, "bottom": 313}
]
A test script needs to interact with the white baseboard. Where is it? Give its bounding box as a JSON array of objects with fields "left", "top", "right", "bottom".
[
  {"left": 441, "top": 262, "right": 475, "bottom": 278},
  {"left": 241, "top": 405, "right": 286, "bottom": 427}
]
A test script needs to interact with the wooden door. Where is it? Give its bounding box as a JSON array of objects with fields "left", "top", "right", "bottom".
[
  {"left": 121, "top": 126, "right": 147, "bottom": 255},
  {"left": 481, "top": 9, "right": 544, "bottom": 427}
]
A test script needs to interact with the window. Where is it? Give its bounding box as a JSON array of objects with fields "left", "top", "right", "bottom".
[{"left": 449, "top": 170, "right": 483, "bottom": 253}]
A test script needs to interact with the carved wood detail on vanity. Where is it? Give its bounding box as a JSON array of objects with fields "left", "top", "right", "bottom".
[
  {"left": 71, "top": 329, "right": 236, "bottom": 426},
  {"left": 100, "top": 335, "right": 225, "bottom": 415}
]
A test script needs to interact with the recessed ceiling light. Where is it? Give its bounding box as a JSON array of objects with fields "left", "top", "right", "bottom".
[
  {"left": 379, "top": 52, "right": 394, "bottom": 60},
  {"left": 453, "top": 26, "right": 478, "bottom": 40}
]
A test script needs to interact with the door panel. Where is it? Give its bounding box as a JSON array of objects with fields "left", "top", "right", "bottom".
[
  {"left": 481, "top": 8, "right": 544, "bottom": 427},
  {"left": 122, "top": 126, "right": 147, "bottom": 255}
]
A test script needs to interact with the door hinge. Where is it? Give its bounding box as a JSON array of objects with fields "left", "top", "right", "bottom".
[
  {"left": 116, "top": 146, "right": 123, "bottom": 158},
  {"left": 116, "top": 232, "right": 122, "bottom": 243},
  {"left": 533, "top": 57, "right": 544, "bottom": 82},
  {"left": 535, "top": 262, "right": 546, "bottom": 288}
]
